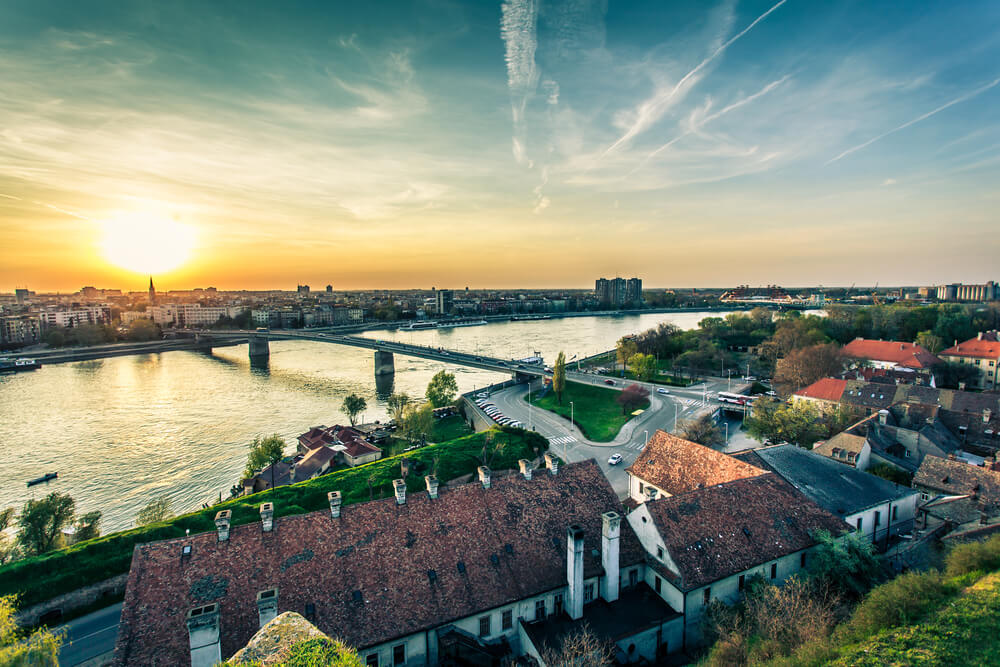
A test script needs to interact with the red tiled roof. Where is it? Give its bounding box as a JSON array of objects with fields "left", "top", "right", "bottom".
[
  {"left": 940, "top": 332, "right": 1000, "bottom": 359},
  {"left": 914, "top": 455, "right": 1000, "bottom": 503},
  {"left": 625, "top": 430, "right": 767, "bottom": 495},
  {"left": 842, "top": 339, "right": 940, "bottom": 369},
  {"left": 793, "top": 377, "right": 847, "bottom": 402},
  {"left": 114, "top": 460, "right": 643, "bottom": 666},
  {"left": 645, "top": 474, "right": 849, "bottom": 590}
]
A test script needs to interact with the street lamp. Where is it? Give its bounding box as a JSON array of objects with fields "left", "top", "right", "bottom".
[
  {"left": 643, "top": 430, "right": 649, "bottom": 447},
  {"left": 673, "top": 402, "right": 679, "bottom": 433}
]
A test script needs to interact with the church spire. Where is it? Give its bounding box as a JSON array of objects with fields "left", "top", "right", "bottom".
[{"left": 148, "top": 276, "right": 156, "bottom": 304}]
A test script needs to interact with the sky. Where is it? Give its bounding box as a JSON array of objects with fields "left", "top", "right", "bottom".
[{"left": 1, "top": 0, "right": 998, "bottom": 291}]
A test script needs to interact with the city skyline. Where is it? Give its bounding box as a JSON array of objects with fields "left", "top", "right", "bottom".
[{"left": 2, "top": 0, "right": 999, "bottom": 291}]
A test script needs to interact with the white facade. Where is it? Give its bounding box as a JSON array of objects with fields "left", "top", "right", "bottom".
[{"left": 39, "top": 306, "right": 111, "bottom": 328}]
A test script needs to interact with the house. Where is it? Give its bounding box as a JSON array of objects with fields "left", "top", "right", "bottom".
[
  {"left": 330, "top": 426, "right": 383, "bottom": 467},
  {"left": 114, "top": 458, "right": 681, "bottom": 667},
  {"left": 913, "top": 454, "right": 1000, "bottom": 503},
  {"left": 841, "top": 338, "right": 940, "bottom": 379},
  {"left": 296, "top": 426, "right": 331, "bottom": 455},
  {"left": 734, "top": 445, "right": 919, "bottom": 548},
  {"left": 626, "top": 473, "right": 850, "bottom": 647},
  {"left": 939, "top": 331, "right": 1000, "bottom": 390},
  {"left": 813, "top": 431, "right": 871, "bottom": 469},
  {"left": 624, "top": 430, "right": 767, "bottom": 504}
]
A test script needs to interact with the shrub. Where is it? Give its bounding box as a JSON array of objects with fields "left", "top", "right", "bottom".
[
  {"left": 945, "top": 534, "right": 1000, "bottom": 578},
  {"left": 836, "top": 571, "right": 954, "bottom": 643}
]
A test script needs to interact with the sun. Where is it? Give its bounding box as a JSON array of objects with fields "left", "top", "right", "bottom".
[{"left": 99, "top": 211, "right": 197, "bottom": 275}]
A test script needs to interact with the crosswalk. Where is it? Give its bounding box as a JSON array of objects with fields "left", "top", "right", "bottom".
[
  {"left": 548, "top": 435, "right": 577, "bottom": 446},
  {"left": 624, "top": 440, "right": 646, "bottom": 451},
  {"left": 679, "top": 398, "right": 711, "bottom": 408}
]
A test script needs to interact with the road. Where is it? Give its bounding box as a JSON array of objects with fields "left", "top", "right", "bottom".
[
  {"left": 480, "top": 376, "right": 743, "bottom": 497},
  {"left": 55, "top": 602, "right": 122, "bottom": 667}
]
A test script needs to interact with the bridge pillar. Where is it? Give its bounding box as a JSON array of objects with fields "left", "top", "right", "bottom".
[
  {"left": 249, "top": 334, "right": 270, "bottom": 361},
  {"left": 374, "top": 350, "right": 395, "bottom": 376}
]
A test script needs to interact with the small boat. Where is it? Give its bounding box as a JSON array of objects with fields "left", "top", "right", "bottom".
[
  {"left": 0, "top": 358, "right": 41, "bottom": 374},
  {"left": 27, "top": 472, "right": 58, "bottom": 487}
]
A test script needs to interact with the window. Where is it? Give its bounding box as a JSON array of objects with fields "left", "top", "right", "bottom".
[
  {"left": 366, "top": 654, "right": 379, "bottom": 667},
  {"left": 535, "top": 599, "right": 546, "bottom": 620},
  {"left": 502, "top": 609, "right": 513, "bottom": 631},
  {"left": 654, "top": 576, "right": 662, "bottom": 594},
  {"left": 638, "top": 482, "right": 644, "bottom": 494},
  {"left": 554, "top": 594, "right": 564, "bottom": 615},
  {"left": 770, "top": 563, "right": 777, "bottom": 579},
  {"left": 392, "top": 645, "right": 405, "bottom": 666},
  {"left": 801, "top": 552, "right": 808, "bottom": 568},
  {"left": 584, "top": 583, "right": 595, "bottom": 603},
  {"left": 920, "top": 492, "right": 929, "bottom": 502},
  {"left": 738, "top": 575, "right": 746, "bottom": 591},
  {"left": 629, "top": 569, "right": 639, "bottom": 588},
  {"left": 479, "top": 615, "right": 491, "bottom": 637},
  {"left": 857, "top": 517, "right": 863, "bottom": 531},
  {"left": 892, "top": 505, "right": 898, "bottom": 521},
  {"left": 703, "top": 587, "right": 711, "bottom": 604},
  {"left": 304, "top": 603, "right": 315, "bottom": 622},
  {"left": 874, "top": 510, "right": 881, "bottom": 527},
  {"left": 656, "top": 546, "right": 664, "bottom": 560}
]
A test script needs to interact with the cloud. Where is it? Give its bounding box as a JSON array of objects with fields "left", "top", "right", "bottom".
[
  {"left": 882, "top": 178, "right": 897, "bottom": 186},
  {"left": 500, "top": 0, "right": 541, "bottom": 167},
  {"left": 827, "top": 76, "right": 1000, "bottom": 164}
]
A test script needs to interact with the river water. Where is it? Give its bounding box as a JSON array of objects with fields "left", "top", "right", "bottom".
[{"left": 0, "top": 311, "right": 730, "bottom": 532}]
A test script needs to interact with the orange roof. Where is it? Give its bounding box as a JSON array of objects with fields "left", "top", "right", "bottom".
[
  {"left": 842, "top": 338, "right": 940, "bottom": 369},
  {"left": 794, "top": 377, "right": 847, "bottom": 402},
  {"left": 941, "top": 332, "right": 1000, "bottom": 359},
  {"left": 625, "top": 430, "right": 767, "bottom": 495}
]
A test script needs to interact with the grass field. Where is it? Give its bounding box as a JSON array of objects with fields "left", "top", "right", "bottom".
[
  {"left": 0, "top": 427, "right": 546, "bottom": 609},
  {"left": 527, "top": 380, "right": 648, "bottom": 442},
  {"left": 380, "top": 415, "right": 474, "bottom": 457}
]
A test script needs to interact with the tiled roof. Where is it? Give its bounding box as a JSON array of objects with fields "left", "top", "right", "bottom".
[
  {"left": 292, "top": 447, "right": 336, "bottom": 483},
  {"left": 940, "top": 332, "right": 1000, "bottom": 359},
  {"left": 114, "top": 460, "right": 644, "bottom": 666},
  {"left": 645, "top": 474, "right": 849, "bottom": 590},
  {"left": 813, "top": 432, "right": 867, "bottom": 464},
  {"left": 842, "top": 339, "right": 941, "bottom": 369},
  {"left": 794, "top": 378, "right": 847, "bottom": 402},
  {"left": 331, "top": 426, "right": 381, "bottom": 457},
  {"left": 296, "top": 426, "right": 330, "bottom": 450},
  {"left": 625, "top": 430, "right": 767, "bottom": 495},
  {"left": 914, "top": 455, "right": 1000, "bottom": 504}
]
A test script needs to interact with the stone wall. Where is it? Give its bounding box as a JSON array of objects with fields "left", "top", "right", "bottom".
[{"left": 16, "top": 573, "right": 128, "bottom": 627}]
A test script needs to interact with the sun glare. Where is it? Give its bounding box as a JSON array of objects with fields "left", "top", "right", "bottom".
[{"left": 100, "top": 212, "right": 197, "bottom": 275}]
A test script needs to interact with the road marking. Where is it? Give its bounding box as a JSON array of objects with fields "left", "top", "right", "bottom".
[{"left": 548, "top": 435, "right": 577, "bottom": 445}]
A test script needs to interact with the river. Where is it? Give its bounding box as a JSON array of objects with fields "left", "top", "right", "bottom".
[{"left": 0, "top": 311, "right": 733, "bottom": 532}]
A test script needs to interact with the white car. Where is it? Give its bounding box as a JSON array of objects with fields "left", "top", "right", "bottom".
[
  {"left": 656, "top": 387, "right": 670, "bottom": 394},
  {"left": 607, "top": 453, "right": 624, "bottom": 465}
]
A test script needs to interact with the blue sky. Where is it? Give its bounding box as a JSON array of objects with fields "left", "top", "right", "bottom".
[{"left": 0, "top": 0, "right": 998, "bottom": 289}]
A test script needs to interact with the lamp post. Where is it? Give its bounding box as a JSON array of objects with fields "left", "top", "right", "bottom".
[
  {"left": 673, "top": 402, "right": 679, "bottom": 433},
  {"left": 568, "top": 401, "right": 575, "bottom": 462},
  {"left": 644, "top": 430, "right": 649, "bottom": 447}
]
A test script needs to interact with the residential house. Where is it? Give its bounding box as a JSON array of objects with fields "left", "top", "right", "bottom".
[
  {"left": 913, "top": 454, "right": 1000, "bottom": 503},
  {"left": 734, "top": 445, "right": 919, "bottom": 548},
  {"left": 813, "top": 430, "right": 871, "bottom": 470},
  {"left": 939, "top": 331, "right": 1000, "bottom": 390},
  {"left": 841, "top": 338, "right": 940, "bottom": 384},
  {"left": 913, "top": 454, "right": 1000, "bottom": 543}
]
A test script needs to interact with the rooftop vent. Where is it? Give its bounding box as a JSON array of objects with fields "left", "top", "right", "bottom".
[
  {"left": 427, "top": 569, "right": 437, "bottom": 583},
  {"left": 425, "top": 474, "right": 439, "bottom": 499},
  {"left": 393, "top": 479, "right": 407, "bottom": 505},
  {"left": 182, "top": 544, "right": 192, "bottom": 557},
  {"left": 504, "top": 543, "right": 514, "bottom": 555},
  {"left": 352, "top": 590, "right": 363, "bottom": 604},
  {"left": 259, "top": 502, "right": 274, "bottom": 532},
  {"left": 457, "top": 561, "right": 466, "bottom": 574},
  {"left": 214, "top": 510, "right": 231, "bottom": 542},
  {"left": 328, "top": 491, "right": 342, "bottom": 519},
  {"left": 544, "top": 452, "right": 559, "bottom": 475},
  {"left": 518, "top": 459, "right": 533, "bottom": 480},
  {"left": 490, "top": 554, "right": 500, "bottom": 566}
]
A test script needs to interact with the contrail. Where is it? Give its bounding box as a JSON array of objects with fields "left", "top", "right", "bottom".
[
  {"left": 603, "top": 0, "right": 788, "bottom": 156},
  {"left": 827, "top": 76, "right": 1000, "bottom": 164}
]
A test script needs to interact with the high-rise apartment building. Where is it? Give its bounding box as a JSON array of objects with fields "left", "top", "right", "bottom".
[
  {"left": 595, "top": 277, "right": 642, "bottom": 306},
  {"left": 436, "top": 289, "right": 454, "bottom": 315}
]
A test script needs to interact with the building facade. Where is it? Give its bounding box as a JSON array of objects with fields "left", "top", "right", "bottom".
[{"left": 939, "top": 331, "right": 1000, "bottom": 390}]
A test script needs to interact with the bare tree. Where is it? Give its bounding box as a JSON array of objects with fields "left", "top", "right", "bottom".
[{"left": 539, "top": 626, "right": 616, "bottom": 666}]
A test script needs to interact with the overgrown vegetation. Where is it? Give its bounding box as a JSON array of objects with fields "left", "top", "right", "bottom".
[
  {"left": 526, "top": 381, "right": 648, "bottom": 442},
  {"left": 0, "top": 428, "right": 546, "bottom": 609},
  {"left": 0, "top": 595, "right": 62, "bottom": 666},
  {"left": 225, "top": 637, "right": 365, "bottom": 667}
]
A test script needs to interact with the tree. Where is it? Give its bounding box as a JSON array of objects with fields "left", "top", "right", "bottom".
[
  {"left": 124, "top": 318, "right": 160, "bottom": 342},
  {"left": 244, "top": 434, "right": 286, "bottom": 480},
  {"left": 616, "top": 383, "right": 650, "bottom": 415},
  {"left": 0, "top": 595, "right": 62, "bottom": 666},
  {"left": 773, "top": 343, "right": 843, "bottom": 396},
  {"left": 806, "top": 529, "right": 880, "bottom": 599},
  {"left": 628, "top": 353, "right": 657, "bottom": 382},
  {"left": 935, "top": 361, "right": 981, "bottom": 390},
  {"left": 135, "top": 496, "right": 174, "bottom": 526},
  {"left": 915, "top": 330, "right": 944, "bottom": 355},
  {"left": 615, "top": 338, "right": 638, "bottom": 372},
  {"left": 341, "top": 393, "right": 367, "bottom": 426},
  {"left": 72, "top": 511, "right": 102, "bottom": 543},
  {"left": 401, "top": 403, "right": 434, "bottom": 443},
  {"left": 745, "top": 398, "right": 826, "bottom": 447},
  {"left": 17, "top": 492, "right": 76, "bottom": 556},
  {"left": 0, "top": 509, "right": 16, "bottom": 566},
  {"left": 682, "top": 414, "right": 724, "bottom": 447},
  {"left": 539, "top": 626, "right": 615, "bottom": 667},
  {"left": 552, "top": 351, "right": 567, "bottom": 404},
  {"left": 386, "top": 392, "right": 410, "bottom": 424},
  {"left": 425, "top": 370, "right": 458, "bottom": 408}
]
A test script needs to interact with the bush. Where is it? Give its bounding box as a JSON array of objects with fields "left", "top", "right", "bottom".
[
  {"left": 836, "top": 571, "right": 954, "bottom": 643},
  {"left": 945, "top": 534, "right": 1000, "bottom": 578}
]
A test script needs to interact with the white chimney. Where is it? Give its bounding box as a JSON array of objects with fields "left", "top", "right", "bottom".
[
  {"left": 260, "top": 502, "right": 274, "bottom": 532},
  {"left": 214, "top": 510, "right": 231, "bottom": 542},
  {"left": 478, "top": 466, "right": 492, "bottom": 489},
  {"left": 518, "top": 459, "right": 533, "bottom": 480},
  {"left": 544, "top": 452, "right": 559, "bottom": 475},
  {"left": 566, "top": 525, "right": 585, "bottom": 620},
  {"left": 425, "top": 474, "right": 439, "bottom": 499},
  {"left": 328, "top": 491, "right": 342, "bottom": 519},
  {"left": 879, "top": 409, "right": 889, "bottom": 425},
  {"left": 985, "top": 409, "right": 992, "bottom": 424},
  {"left": 978, "top": 332, "right": 984, "bottom": 341},
  {"left": 256, "top": 588, "right": 278, "bottom": 628},
  {"left": 600, "top": 512, "right": 620, "bottom": 603},
  {"left": 644, "top": 486, "right": 659, "bottom": 502},
  {"left": 187, "top": 603, "right": 221, "bottom": 667},
  {"left": 393, "top": 478, "right": 407, "bottom": 505}
]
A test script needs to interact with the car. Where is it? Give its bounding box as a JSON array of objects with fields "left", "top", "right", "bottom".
[
  {"left": 604, "top": 379, "right": 615, "bottom": 385},
  {"left": 765, "top": 390, "right": 777, "bottom": 396},
  {"left": 656, "top": 387, "right": 670, "bottom": 394},
  {"left": 476, "top": 392, "right": 488, "bottom": 398},
  {"left": 510, "top": 421, "right": 523, "bottom": 428},
  {"left": 742, "top": 375, "right": 756, "bottom": 381},
  {"left": 607, "top": 453, "right": 623, "bottom": 465}
]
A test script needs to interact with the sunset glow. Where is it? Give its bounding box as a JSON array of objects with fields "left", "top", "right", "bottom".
[{"left": 99, "top": 212, "right": 197, "bottom": 276}]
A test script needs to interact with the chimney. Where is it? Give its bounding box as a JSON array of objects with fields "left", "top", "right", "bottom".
[
  {"left": 425, "top": 474, "right": 439, "bottom": 499},
  {"left": 518, "top": 459, "right": 533, "bottom": 480},
  {"left": 478, "top": 466, "right": 492, "bottom": 489},
  {"left": 879, "top": 409, "right": 889, "bottom": 425},
  {"left": 948, "top": 452, "right": 957, "bottom": 461},
  {"left": 187, "top": 603, "right": 222, "bottom": 667},
  {"left": 566, "top": 524, "right": 585, "bottom": 620},
  {"left": 259, "top": 502, "right": 274, "bottom": 532},
  {"left": 985, "top": 409, "right": 992, "bottom": 424},
  {"left": 393, "top": 479, "right": 407, "bottom": 505},
  {"left": 328, "top": 491, "right": 342, "bottom": 519},
  {"left": 600, "top": 512, "right": 621, "bottom": 603},
  {"left": 544, "top": 452, "right": 559, "bottom": 475},
  {"left": 978, "top": 332, "right": 984, "bottom": 341},
  {"left": 214, "top": 510, "right": 231, "bottom": 542},
  {"left": 256, "top": 588, "right": 278, "bottom": 628},
  {"left": 644, "top": 486, "right": 659, "bottom": 502}
]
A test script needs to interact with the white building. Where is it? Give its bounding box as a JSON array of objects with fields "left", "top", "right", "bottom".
[{"left": 38, "top": 306, "right": 111, "bottom": 328}]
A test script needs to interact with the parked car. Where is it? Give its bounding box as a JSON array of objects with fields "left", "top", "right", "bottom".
[
  {"left": 656, "top": 387, "right": 670, "bottom": 394},
  {"left": 608, "top": 453, "right": 623, "bottom": 465},
  {"left": 604, "top": 379, "right": 615, "bottom": 385}
]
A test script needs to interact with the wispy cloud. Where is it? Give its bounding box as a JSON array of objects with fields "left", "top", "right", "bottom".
[
  {"left": 827, "top": 76, "right": 1000, "bottom": 164},
  {"left": 500, "top": 0, "right": 541, "bottom": 165}
]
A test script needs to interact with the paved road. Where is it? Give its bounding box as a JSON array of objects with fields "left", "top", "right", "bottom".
[
  {"left": 55, "top": 603, "right": 122, "bottom": 667},
  {"left": 479, "top": 376, "right": 742, "bottom": 497}
]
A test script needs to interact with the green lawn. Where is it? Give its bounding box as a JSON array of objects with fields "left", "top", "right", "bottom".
[
  {"left": 0, "top": 427, "right": 546, "bottom": 609},
  {"left": 527, "top": 381, "right": 648, "bottom": 442},
  {"left": 379, "top": 415, "right": 473, "bottom": 457}
]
